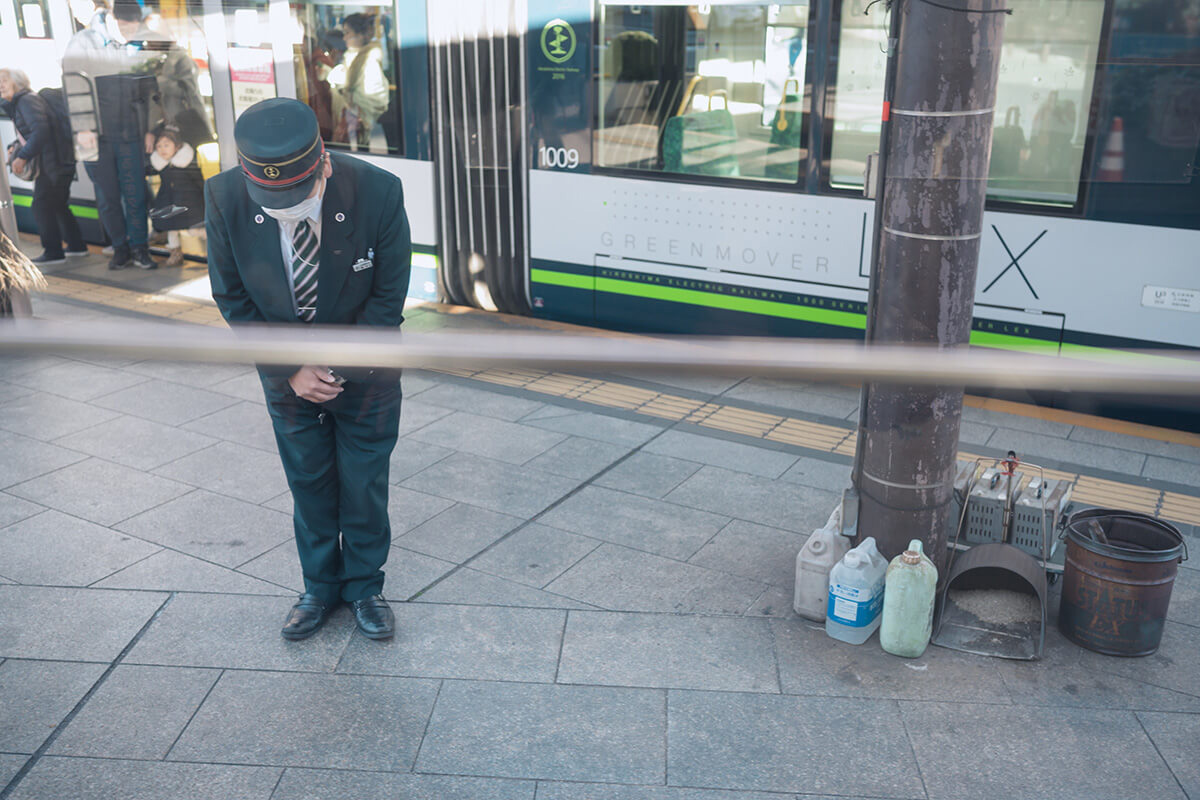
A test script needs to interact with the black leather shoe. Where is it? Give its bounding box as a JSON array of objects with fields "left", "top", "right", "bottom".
[
  {"left": 281, "top": 594, "right": 329, "bottom": 640},
  {"left": 351, "top": 595, "right": 394, "bottom": 639}
]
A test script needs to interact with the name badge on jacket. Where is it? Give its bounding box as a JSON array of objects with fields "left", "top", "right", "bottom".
[{"left": 353, "top": 248, "right": 375, "bottom": 272}]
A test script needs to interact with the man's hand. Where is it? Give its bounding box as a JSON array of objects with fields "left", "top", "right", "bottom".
[
  {"left": 145, "top": 132, "right": 156, "bottom": 154},
  {"left": 288, "top": 365, "right": 344, "bottom": 403},
  {"left": 10, "top": 157, "right": 26, "bottom": 174}
]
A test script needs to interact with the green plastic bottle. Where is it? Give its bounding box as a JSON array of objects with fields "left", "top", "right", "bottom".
[{"left": 880, "top": 539, "right": 938, "bottom": 658}]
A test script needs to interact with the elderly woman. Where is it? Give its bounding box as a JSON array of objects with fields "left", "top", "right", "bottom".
[{"left": 0, "top": 68, "right": 86, "bottom": 266}]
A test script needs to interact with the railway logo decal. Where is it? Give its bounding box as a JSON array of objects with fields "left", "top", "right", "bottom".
[
  {"left": 541, "top": 19, "right": 576, "bottom": 64},
  {"left": 983, "top": 225, "right": 1047, "bottom": 299}
]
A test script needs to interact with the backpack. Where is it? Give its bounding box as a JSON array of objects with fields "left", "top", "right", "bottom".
[{"left": 37, "top": 87, "right": 76, "bottom": 167}]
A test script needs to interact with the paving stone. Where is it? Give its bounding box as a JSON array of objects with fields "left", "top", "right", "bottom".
[
  {"left": 522, "top": 407, "right": 665, "bottom": 446},
  {"left": 153, "top": 441, "right": 289, "bottom": 504},
  {"left": 0, "top": 754, "right": 26, "bottom": 787},
  {"left": 0, "top": 354, "right": 72, "bottom": 379},
  {"left": 1073, "top": 621, "right": 1200, "bottom": 699},
  {"left": 8, "top": 458, "right": 192, "bottom": 527},
  {"left": 668, "top": 691, "right": 923, "bottom": 797},
  {"left": 667, "top": 466, "right": 839, "bottom": 534},
  {"left": 401, "top": 371, "right": 442, "bottom": 397},
  {"left": 688, "top": 520, "right": 805, "bottom": 588},
  {"left": 49, "top": 665, "right": 221, "bottom": 759},
  {"left": 94, "top": 549, "right": 292, "bottom": 596},
  {"left": 957, "top": 419, "right": 998, "bottom": 446},
  {"left": 394, "top": 503, "right": 523, "bottom": 562},
  {"left": 182, "top": 401, "right": 279, "bottom": 453},
  {"left": 396, "top": 399, "right": 454, "bottom": 436},
  {"left": 169, "top": 671, "right": 439, "bottom": 770},
  {"left": 743, "top": 584, "right": 797, "bottom": 619},
  {"left": 0, "top": 393, "right": 121, "bottom": 441},
  {"left": 337, "top": 603, "right": 564, "bottom": 682},
  {"left": 126, "top": 593, "right": 355, "bottom": 671},
  {"left": 0, "top": 492, "right": 44, "bottom": 529},
  {"left": 416, "top": 680, "right": 665, "bottom": 783},
  {"left": 10, "top": 359, "right": 149, "bottom": 402},
  {"left": 546, "top": 544, "right": 767, "bottom": 615},
  {"left": 271, "top": 769, "right": 535, "bottom": 800},
  {"left": 416, "top": 382, "right": 545, "bottom": 420},
  {"left": 1143, "top": 456, "right": 1200, "bottom": 490},
  {"left": 0, "top": 380, "right": 32, "bottom": 404},
  {"left": 1167, "top": 565, "right": 1199, "bottom": 629},
  {"left": 559, "top": 611, "right": 777, "bottom": 692},
  {"left": 123, "top": 360, "right": 255, "bottom": 388},
  {"left": 723, "top": 378, "right": 860, "bottom": 419},
  {"left": 117, "top": 489, "right": 293, "bottom": 567},
  {"left": 1071, "top": 427, "right": 1200, "bottom": 464},
  {"left": 1137, "top": 712, "right": 1200, "bottom": 799},
  {"left": 389, "top": 438, "right": 455, "bottom": 483},
  {"left": 234, "top": 540, "right": 304, "bottom": 593},
  {"left": 540, "top": 487, "right": 729, "bottom": 561},
  {"left": 383, "top": 547, "right": 459, "bottom": 600},
  {"left": 0, "top": 510, "right": 160, "bottom": 586},
  {"left": 409, "top": 411, "right": 567, "bottom": 465},
  {"left": 53, "top": 415, "right": 218, "bottom": 471},
  {"left": 0, "top": 430, "right": 89, "bottom": 490},
  {"left": 777, "top": 455, "right": 854, "bottom": 494},
  {"left": 526, "top": 436, "right": 630, "bottom": 479},
  {"left": 401, "top": 453, "right": 580, "bottom": 518},
  {"left": 962, "top": 405, "right": 1074, "bottom": 438},
  {"left": 0, "top": 660, "right": 106, "bottom": 753},
  {"left": 610, "top": 369, "right": 745, "bottom": 397},
  {"left": 470, "top": 523, "right": 601, "bottom": 588},
  {"left": 985, "top": 428, "right": 1146, "bottom": 474},
  {"left": 209, "top": 371, "right": 268, "bottom": 403},
  {"left": 644, "top": 430, "right": 798, "bottom": 479},
  {"left": 417, "top": 567, "right": 598, "bottom": 610},
  {"left": 537, "top": 784, "right": 842, "bottom": 800},
  {"left": 8, "top": 757, "right": 281, "bottom": 800},
  {"left": 0, "top": 586, "right": 167, "bottom": 661},
  {"left": 771, "top": 618, "right": 1013, "bottom": 703},
  {"left": 594, "top": 452, "right": 703, "bottom": 499},
  {"left": 92, "top": 379, "right": 241, "bottom": 426},
  {"left": 386, "top": 486, "right": 457, "bottom": 534},
  {"left": 901, "top": 702, "right": 1186, "bottom": 800}
]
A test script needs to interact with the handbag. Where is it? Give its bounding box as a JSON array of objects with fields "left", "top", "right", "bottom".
[{"left": 7, "top": 130, "right": 39, "bottom": 182}]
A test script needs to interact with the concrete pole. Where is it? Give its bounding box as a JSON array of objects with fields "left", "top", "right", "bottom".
[{"left": 853, "top": 0, "right": 1008, "bottom": 569}]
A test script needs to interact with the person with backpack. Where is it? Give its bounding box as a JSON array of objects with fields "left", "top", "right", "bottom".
[{"left": 0, "top": 68, "right": 87, "bottom": 265}]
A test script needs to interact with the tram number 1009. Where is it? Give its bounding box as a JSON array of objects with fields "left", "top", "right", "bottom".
[{"left": 539, "top": 146, "right": 580, "bottom": 170}]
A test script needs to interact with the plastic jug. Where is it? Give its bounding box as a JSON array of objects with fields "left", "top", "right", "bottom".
[
  {"left": 793, "top": 506, "right": 852, "bottom": 621},
  {"left": 880, "top": 539, "right": 939, "bottom": 658},
  {"left": 825, "top": 537, "right": 887, "bottom": 645}
]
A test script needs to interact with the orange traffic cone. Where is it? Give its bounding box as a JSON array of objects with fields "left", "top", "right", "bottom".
[{"left": 1096, "top": 116, "right": 1124, "bottom": 182}]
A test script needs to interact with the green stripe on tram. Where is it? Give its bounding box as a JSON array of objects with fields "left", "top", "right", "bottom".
[{"left": 10, "top": 192, "right": 99, "bottom": 220}]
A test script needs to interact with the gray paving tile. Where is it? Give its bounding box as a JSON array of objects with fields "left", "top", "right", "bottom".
[
  {"left": 386, "top": 486, "right": 457, "bottom": 534},
  {"left": 389, "top": 438, "right": 455, "bottom": 483},
  {"left": 394, "top": 502, "right": 523, "bottom": 562},
  {"left": 771, "top": 618, "right": 1013, "bottom": 703},
  {"left": 0, "top": 754, "right": 26, "bottom": 788},
  {"left": 1071, "top": 427, "right": 1200, "bottom": 464},
  {"left": 0, "top": 510, "right": 160, "bottom": 586},
  {"left": 535, "top": 786, "right": 819, "bottom": 800},
  {"left": 0, "top": 492, "right": 44, "bottom": 529},
  {"left": 1137, "top": 712, "right": 1200, "bottom": 799},
  {"left": 644, "top": 430, "right": 798, "bottom": 479},
  {"left": 546, "top": 544, "right": 766, "bottom": 615},
  {"left": 416, "top": 680, "right": 665, "bottom": 783},
  {"left": 8, "top": 457, "right": 192, "bottom": 527},
  {"left": 117, "top": 489, "right": 293, "bottom": 567},
  {"left": 0, "top": 586, "right": 167, "bottom": 660},
  {"left": 53, "top": 414, "right": 218, "bottom": 471},
  {"left": 962, "top": 405, "right": 1074, "bottom": 438},
  {"left": 594, "top": 452, "right": 703, "bottom": 499},
  {"left": 723, "top": 378, "right": 860, "bottom": 419},
  {"left": 744, "top": 584, "right": 797, "bottom": 619},
  {"left": 0, "top": 430, "right": 89, "bottom": 490},
  {"left": 0, "top": 660, "right": 106, "bottom": 753},
  {"left": 401, "top": 371, "right": 442, "bottom": 397},
  {"left": 540, "top": 487, "right": 729, "bottom": 561},
  {"left": 522, "top": 408, "right": 666, "bottom": 446},
  {"left": 10, "top": 359, "right": 149, "bottom": 401},
  {"left": 153, "top": 441, "right": 289, "bottom": 504},
  {"left": 385, "top": 547, "right": 459, "bottom": 599},
  {"left": 777, "top": 455, "right": 854, "bottom": 494},
  {"left": 271, "top": 769, "right": 534, "bottom": 800},
  {"left": 611, "top": 369, "right": 746, "bottom": 396},
  {"left": 123, "top": 359, "right": 255, "bottom": 388},
  {"left": 559, "top": 611, "right": 777, "bottom": 692},
  {"left": 688, "top": 520, "right": 805, "bottom": 589},
  {"left": 986, "top": 428, "right": 1146, "bottom": 474},
  {"left": 1144, "top": 456, "right": 1200, "bottom": 489},
  {"left": 470, "top": 523, "right": 601, "bottom": 588},
  {"left": 182, "top": 401, "right": 279, "bottom": 453},
  {"left": 669, "top": 691, "right": 923, "bottom": 797},
  {"left": 409, "top": 411, "right": 567, "bottom": 465},
  {"left": 0, "top": 393, "right": 121, "bottom": 441},
  {"left": 337, "top": 603, "right": 564, "bottom": 682},
  {"left": 234, "top": 540, "right": 304, "bottom": 593},
  {"left": 397, "top": 399, "right": 454, "bottom": 436},
  {"left": 666, "top": 466, "right": 839, "bottom": 534},
  {"left": 0, "top": 354, "right": 72, "bottom": 379},
  {"left": 126, "top": 593, "right": 355, "bottom": 671},
  {"left": 415, "top": 382, "right": 545, "bottom": 421},
  {"left": 902, "top": 702, "right": 1185, "bottom": 800},
  {"left": 957, "top": 419, "right": 997, "bottom": 446},
  {"left": 401, "top": 453, "right": 580, "bottom": 518},
  {"left": 417, "top": 567, "right": 598, "bottom": 610},
  {"left": 0, "top": 381, "right": 32, "bottom": 404},
  {"left": 1073, "top": 621, "right": 1200, "bottom": 699},
  {"left": 526, "top": 436, "right": 631, "bottom": 479},
  {"left": 92, "top": 378, "right": 241, "bottom": 426},
  {"left": 94, "top": 549, "right": 292, "bottom": 595},
  {"left": 169, "top": 671, "right": 439, "bottom": 770},
  {"left": 9, "top": 757, "right": 281, "bottom": 800},
  {"left": 209, "top": 370, "right": 268, "bottom": 404},
  {"left": 49, "top": 665, "right": 221, "bottom": 759},
  {"left": 1167, "top": 564, "right": 1199, "bottom": 629}
]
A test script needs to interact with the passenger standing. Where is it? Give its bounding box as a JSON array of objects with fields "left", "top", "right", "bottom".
[
  {"left": 330, "top": 14, "right": 388, "bottom": 150},
  {"left": 0, "top": 69, "right": 87, "bottom": 265}
]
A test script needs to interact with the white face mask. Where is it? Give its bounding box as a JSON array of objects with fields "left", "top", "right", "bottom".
[{"left": 261, "top": 177, "right": 324, "bottom": 223}]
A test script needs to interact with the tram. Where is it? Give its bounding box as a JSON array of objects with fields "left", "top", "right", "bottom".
[{"left": 1, "top": 0, "right": 1198, "bottom": 419}]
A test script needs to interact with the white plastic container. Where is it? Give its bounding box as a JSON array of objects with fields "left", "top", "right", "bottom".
[
  {"left": 825, "top": 537, "right": 887, "bottom": 645},
  {"left": 793, "top": 506, "right": 852, "bottom": 621},
  {"left": 880, "top": 539, "right": 938, "bottom": 658}
]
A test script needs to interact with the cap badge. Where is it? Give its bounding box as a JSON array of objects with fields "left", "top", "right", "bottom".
[{"left": 264, "top": 165, "right": 281, "bottom": 179}]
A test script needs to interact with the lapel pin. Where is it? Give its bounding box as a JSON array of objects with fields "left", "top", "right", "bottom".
[
  {"left": 335, "top": 212, "right": 346, "bottom": 223},
  {"left": 254, "top": 214, "right": 264, "bottom": 224}
]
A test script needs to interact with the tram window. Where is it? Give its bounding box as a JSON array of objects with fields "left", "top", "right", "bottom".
[
  {"left": 595, "top": 2, "right": 812, "bottom": 184},
  {"left": 826, "top": 0, "right": 887, "bottom": 190},
  {"left": 13, "top": 0, "right": 51, "bottom": 39},
  {"left": 289, "top": 1, "right": 402, "bottom": 156}
]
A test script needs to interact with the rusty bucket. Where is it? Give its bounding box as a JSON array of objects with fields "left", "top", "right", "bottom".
[{"left": 1059, "top": 508, "right": 1188, "bottom": 657}]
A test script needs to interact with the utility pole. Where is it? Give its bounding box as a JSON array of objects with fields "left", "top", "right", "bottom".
[{"left": 852, "top": 0, "right": 1009, "bottom": 569}]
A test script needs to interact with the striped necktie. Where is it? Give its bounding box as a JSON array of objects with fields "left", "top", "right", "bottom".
[{"left": 291, "top": 219, "right": 319, "bottom": 322}]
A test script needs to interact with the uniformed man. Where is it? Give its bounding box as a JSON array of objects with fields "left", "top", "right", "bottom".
[{"left": 206, "top": 98, "right": 410, "bottom": 641}]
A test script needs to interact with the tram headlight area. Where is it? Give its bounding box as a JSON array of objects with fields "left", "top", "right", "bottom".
[{"left": 2, "top": 319, "right": 1198, "bottom": 397}]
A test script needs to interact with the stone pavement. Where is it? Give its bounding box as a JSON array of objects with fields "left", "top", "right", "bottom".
[{"left": 1, "top": 265, "right": 1199, "bottom": 799}]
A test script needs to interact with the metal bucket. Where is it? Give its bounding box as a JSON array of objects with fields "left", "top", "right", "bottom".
[{"left": 1059, "top": 508, "right": 1188, "bottom": 657}]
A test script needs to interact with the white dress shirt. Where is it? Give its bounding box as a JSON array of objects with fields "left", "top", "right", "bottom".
[{"left": 267, "top": 197, "right": 324, "bottom": 317}]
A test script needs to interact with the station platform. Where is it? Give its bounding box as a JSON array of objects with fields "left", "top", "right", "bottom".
[{"left": 2, "top": 243, "right": 1197, "bottom": 800}]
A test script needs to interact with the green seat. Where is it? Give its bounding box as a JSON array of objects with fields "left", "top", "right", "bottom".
[{"left": 662, "top": 109, "right": 741, "bottom": 177}]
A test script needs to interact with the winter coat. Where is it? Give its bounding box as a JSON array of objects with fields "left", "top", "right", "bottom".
[
  {"left": 149, "top": 142, "right": 205, "bottom": 231},
  {"left": 4, "top": 89, "right": 74, "bottom": 180}
]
